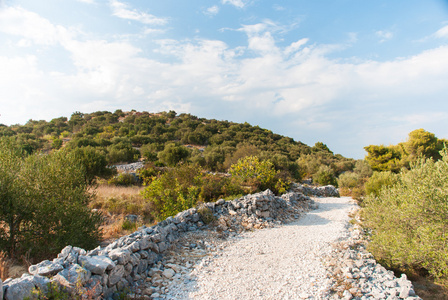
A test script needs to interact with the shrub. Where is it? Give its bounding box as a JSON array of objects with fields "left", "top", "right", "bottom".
[
  {"left": 362, "top": 149, "right": 448, "bottom": 279},
  {"left": 313, "top": 165, "right": 337, "bottom": 186},
  {"left": 353, "top": 160, "right": 373, "bottom": 178},
  {"left": 364, "top": 171, "right": 398, "bottom": 198},
  {"left": 71, "top": 146, "right": 114, "bottom": 184},
  {"left": 157, "top": 143, "right": 190, "bottom": 166},
  {"left": 0, "top": 140, "right": 102, "bottom": 260},
  {"left": 141, "top": 164, "right": 202, "bottom": 220},
  {"left": 108, "top": 173, "right": 140, "bottom": 186},
  {"left": 337, "top": 172, "right": 360, "bottom": 189},
  {"left": 229, "top": 156, "right": 288, "bottom": 194},
  {"left": 197, "top": 204, "right": 216, "bottom": 225}
]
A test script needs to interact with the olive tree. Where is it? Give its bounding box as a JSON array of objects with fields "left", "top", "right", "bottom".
[{"left": 0, "top": 139, "right": 102, "bottom": 260}]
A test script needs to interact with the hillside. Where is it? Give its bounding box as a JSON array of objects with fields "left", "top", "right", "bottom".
[{"left": 0, "top": 110, "right": 354, "bottom": 181}]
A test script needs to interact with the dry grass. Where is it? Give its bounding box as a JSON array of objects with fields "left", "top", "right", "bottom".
[
  {"left": 92, "top": 184, "right": 145, "bottom": 201},
  {"left": 90, "top": 184, "right": 156, "bottom": 244},
  {"left": 90, "top": 184, "right": 150, "bottom": 216},
  {"left": 0, "top": 251, "right": 28, "bottom": 281},
  {"left": 0, "top": 251, "right": 10, "bottom": 280}
]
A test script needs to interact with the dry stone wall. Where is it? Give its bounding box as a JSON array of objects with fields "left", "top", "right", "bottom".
[{"left": 1, "top": 188, "right": 322, "bottom": 300}]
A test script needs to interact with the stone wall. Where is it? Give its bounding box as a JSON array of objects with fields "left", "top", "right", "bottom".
[{"left": 0, "top": 188, "right": 326, "bottom": 300}]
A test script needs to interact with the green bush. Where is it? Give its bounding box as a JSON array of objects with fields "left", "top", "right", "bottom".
[
  {"left": 337, "top": 172, "right": 360, "bottom": 189},
  {"left": 71, "top": 146, "right": 115, "bottom": 184},
  {"left": 157, "top": 143, "right": 190, "bottom": 166},
  {"left": 229, "top": 156, "right": 289, "bottom": 194},
  {"left": 0, "top": 139, "right": 102, "bottom": 260},
  {"left": 141, "top": 164, "right": 202, "bottom": 220},
  {"left": 108, "top": 173, "right": 139, "bottom": 186},
  {"left": 313, "top": 165, "right": 337, "bottom": 186},
  {"left": 362, "top": 149, "right": 448, "bottom": 279},
  {"left": 364, "top": 171, "right": 398, "bottom": 198}
]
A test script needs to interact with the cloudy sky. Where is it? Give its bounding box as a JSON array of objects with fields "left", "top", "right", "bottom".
[{"left": 1, "top": 0, "right": 448, "bottom": 158}]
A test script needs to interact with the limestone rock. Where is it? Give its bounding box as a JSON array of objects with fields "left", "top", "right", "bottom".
[
  {"left": 78, "top": 255, "right": 115, "bottom": 275},
  {"left": 4, "top": 276, "right": 35, "bottom": 300},
  {"left": 108, "top": 248, "right": 131, "bottom": 265},
  {"left": 162, "top": 268, "right": 175, "bottom": 279},
  {"left": 108, "top": 265, "right": 125, "bottom": 286},
  {"left": 54, "top": 264, "right": 91, "bottom": 288},
  {"left": 28, "top": 260, "right": 64, "bottom": 277}
]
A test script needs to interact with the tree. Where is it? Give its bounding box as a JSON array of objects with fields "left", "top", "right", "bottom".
[
  {"left": 157, "top": 143, "right": 190, "bottom": 166},
  {"left": 364, "top": 144, "right": 402, "bottom": 172},
  {"left": 0, "top": 139, "right": 102, "bottom": 260},
  {"left": 312, "top": 142, "right": 333, "bottom": 154},
  {"left": 403, "top": 129, "right": 440, "bottom": 163},
  {"left": 71, "top": 146, "right": 114, "bottom": 184}
]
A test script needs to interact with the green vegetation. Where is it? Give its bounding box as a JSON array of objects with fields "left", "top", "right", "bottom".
[
  {"left": 0, "top": 139, "right": 102, "bottom": 261},
  {"left": 362, "top": 149, "right": 448, "bottom": 281},
  {"left": 229, "top": 155, "right": 288, "bottom": 194},
  {"left": 364, "top": 129, "right": 446, "bottom": 172},
  {"left": 363, "top": 171, "right": 398, "bottom": 198},
  {"left": 0, "top": 109, "right": 354, "bottom": 263},
  {"left": 0, "top": 110, "right": 352, "bottom": 183}
]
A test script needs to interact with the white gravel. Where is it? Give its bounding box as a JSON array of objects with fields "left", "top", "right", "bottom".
[{"left": 165, "top": 197, "right": 356, "bottom": 300}]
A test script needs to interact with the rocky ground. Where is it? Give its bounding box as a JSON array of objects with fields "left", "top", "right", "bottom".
[{"left": 128, "top": 197, "right": 420, "bottom": 300}]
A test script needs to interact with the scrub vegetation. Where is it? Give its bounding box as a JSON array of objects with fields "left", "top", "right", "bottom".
[{"left": 1, "top": 110, "right": 446, "bottom": 297}]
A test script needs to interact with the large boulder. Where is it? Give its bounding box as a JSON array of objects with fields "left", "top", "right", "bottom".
[
  {"left": 29, "top": 260, "right": 64, "bottom": 277},
  {"left": 78, "top": 255, "right": 115, "bottom": 275},
  {"left": 3, "top": 275, "right": 35, "bottom": 300}
]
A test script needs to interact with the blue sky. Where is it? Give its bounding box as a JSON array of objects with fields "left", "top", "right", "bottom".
[{"left": 1, "top": 0, "right": 448, "bottom": 159}]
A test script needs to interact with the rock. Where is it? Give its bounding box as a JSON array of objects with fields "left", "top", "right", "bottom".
[
  {"left": 108, "top": 248, "right": 131, "bottom": 265},
  {"left": 108, "top": 265, "right": 125, "bottom": 286},
  {"left": 162, "top": 269, "right": 175, "bottom": 279},
  {"left": 84, "top": 275, "right": 103, "bottom": 298},
  {"left": 216, "top": 199, "right": 226, "bottom": 206},
  {"left": 28, "top": 274, "right": 51, "bottom": 294},
  {"left": 125, "top": 241, "right": 141, "bottom": 252},
  {"left": 78, "top": 255, "right": 116, "bottom": 275},
  {"left": 342, "top": 290, "right": 353, "bottom": 299},
  {"left": 4, "top": 276, "right": 35, "bottom": 300},
  {"left": 57, "top": 245, "right": 73, "bottom": 260},
  {"left": 28, "top": 260, "right": 64, "bottom": 277},
  {"left": 125, "top": 214, "right": 139, "bottom": 223},
  {"left": 54, "top": 264, "right": 91, "bottom": 288}
]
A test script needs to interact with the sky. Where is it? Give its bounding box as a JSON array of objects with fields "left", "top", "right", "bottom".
[{"left": 1, "top": 0, "right": 448, "bottom": 159}]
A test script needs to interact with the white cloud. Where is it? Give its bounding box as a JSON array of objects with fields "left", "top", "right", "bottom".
[
  {"left": 2, "top": 6, "right": 448, "bottom": 158},
  {"left": 204, "top": 6, "right": 219, "bottom": 16},
  {"left": 0, "top": 6, "right": 71, "bottom": 45},
  {"left": 109, "top": 0, "right": 167, "bottom": 25},
  {"left": 222, "top": 0, "right": 248, "bottom": 9},
  {"left": 76, "top": 0, "right": 95, "bottom": 4},
  {"left": 273, "top": 5, "right": 285, "bottom": 11},
  {"left": 434, "top": 25, "right": 448, "bottom": 38},
  {"left": 284, "top": 38, "right": 309, "bottom": 56},
  {"left": 375, "top": 30, "right": 393, "bottom": 43}
]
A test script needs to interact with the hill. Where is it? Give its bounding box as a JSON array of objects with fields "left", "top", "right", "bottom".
[{"left": 0, "top": 110, "right": 354, "bottom": 182}]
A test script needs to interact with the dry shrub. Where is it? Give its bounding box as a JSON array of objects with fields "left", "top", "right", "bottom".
[{"left": 0, "top": 251, "right": 10, "bottom": 280}]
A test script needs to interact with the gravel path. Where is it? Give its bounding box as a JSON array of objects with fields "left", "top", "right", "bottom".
[{"left": 165, "top": 197, "right": 356, "bottom": 299}]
